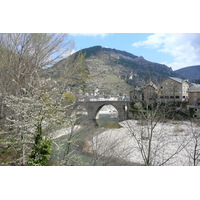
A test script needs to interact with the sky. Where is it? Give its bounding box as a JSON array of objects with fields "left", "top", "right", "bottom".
[{"left": 70, "top": 33, "right": 200, "bottom": 71}]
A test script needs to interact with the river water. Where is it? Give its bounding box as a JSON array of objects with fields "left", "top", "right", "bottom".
[
  {"left": 51, "top": 113, "right": 123, "bottom": 165},
  {"left": 96, "top": 114, "right": 120, "bottom": 128}
]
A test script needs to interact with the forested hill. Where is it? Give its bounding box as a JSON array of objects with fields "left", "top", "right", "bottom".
[
  {"left": 73, "top": 45, "right": 175, "bottom": 82},
  {"left": 44, "top": 46, "right": 177, "bottom": 95},
  {"left": 174, "top": 65, "right": 200, "bottom": 82}
]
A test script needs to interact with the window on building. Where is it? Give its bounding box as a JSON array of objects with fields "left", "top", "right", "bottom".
[
  {"left": 170, "top": 96, "right": 174, "bottom": 99},
  {"left": 183, "top": 96, "right": 185, "bottom": 98},
  {"left": 175, "top": 96, "right": 179, "bottom": 99},
  {"left": 160, "top": 96, "right": 163, "bottom": 99},
  {"left": 197, "top": 98, "right": 200, "bottom": 105},
  {"left": 165, "top": 96, "right": 169, "bottom": 99}
]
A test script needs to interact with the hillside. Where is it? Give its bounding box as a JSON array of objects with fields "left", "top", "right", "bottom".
[
  {"left": 174, "top": 65, "right": 200, "bottom": 82},
  {"left": 44, "top": 46, "right": 176, "bottom": 95}
]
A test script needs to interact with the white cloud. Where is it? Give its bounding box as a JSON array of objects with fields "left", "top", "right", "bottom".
[
  {"left": 132, "top": 33, "right": 200, "bottom": 70},
  {"left": 71, "top": 33, "right": 109, "bottom": 38}
]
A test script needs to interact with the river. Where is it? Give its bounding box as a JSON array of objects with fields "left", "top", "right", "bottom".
[{"left": 96, "top": 113, "right": 120, "bottom": 128}]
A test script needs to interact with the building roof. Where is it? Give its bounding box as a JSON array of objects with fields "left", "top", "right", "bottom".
[
  {"left": 169, "top": 77, "right": 184, "bottom": 83},
  {"left": 145, "top": 81, "right": 158, "bottom": 90},
  {"left": 168, "top": 77, "right": 188, "bottom": 83}
]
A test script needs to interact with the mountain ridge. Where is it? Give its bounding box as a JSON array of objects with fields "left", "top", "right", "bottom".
[
  {"left": 174, "top": 65, "right": 200, "bottom": 82},
  {"left": 43, "top": 46, "right": 199, "bottom": 95}
]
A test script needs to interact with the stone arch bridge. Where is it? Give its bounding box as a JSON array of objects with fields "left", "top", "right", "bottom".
[{"left": 75, "top": 101, "right": 131, "bottom": 122}]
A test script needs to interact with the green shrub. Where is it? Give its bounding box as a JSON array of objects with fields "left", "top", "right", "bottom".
[
  {"left": 28, "top": 133, "right": 52, "bottom": 166},
  {"left": 62, "top": 92, "right": 76, "bottom": 103}
]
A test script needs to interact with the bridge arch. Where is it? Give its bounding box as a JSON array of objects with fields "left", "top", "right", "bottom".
[
  {"left": 75, "top": 101, "right": 130, "bottom": 123},
  {"left": 95, "top": 104, "right": 119, "bottom": 119},
  {"left": 86, "top": 101, "right": 129, "bottom": 122}
]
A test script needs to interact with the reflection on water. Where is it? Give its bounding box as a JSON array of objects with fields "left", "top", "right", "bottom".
[{"left": 96, "top": 114, "right": 120, "bottom": 128}]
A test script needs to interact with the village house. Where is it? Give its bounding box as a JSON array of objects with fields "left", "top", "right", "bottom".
[
  {"left": 157, "top": 77, "right": 190, "bottom": 102},
  {"left": 188, "top": 84, "right": 200, "bottom": 106},
  {"left": 130, "top": 81, "right": 157, "bottom": 103},
  {"left": 143, "top": 81, "right": 158, "bottom": 103},
  {"left": 187, "top": 84, "right": 200, "bottom": 118},
  {"left": 130, "top": 86, "right": 143, "bottom": 103},
  {"left": 130, "top": 76, "right": 200, "bottom": 118}
]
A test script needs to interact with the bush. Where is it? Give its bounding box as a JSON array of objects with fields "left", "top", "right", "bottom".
[
  {"left": 28, "top": 133, "right": 52, "bottom": 166},
  {"left": 62, "top": 92, "right": 76, "bottom": 103}
]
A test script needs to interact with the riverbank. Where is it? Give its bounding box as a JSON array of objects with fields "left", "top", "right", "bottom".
[
  {"left": 51, "top": 118, "right": 200, "bottom": 166},
  {"left": 90, "top": 119, "right": 200, "bottom": 166}
]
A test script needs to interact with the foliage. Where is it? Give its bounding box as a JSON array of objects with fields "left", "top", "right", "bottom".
[
  {"left": 0, "top": 33, "right": 79, "bottom": 166},
  {"left": 28, "top": 131, "right": 52, "bottom": 166},
  {"left": 2, "top": 82, "right": 76, "bottom": 165},
  {"left": 62, "top": 92, "right": 76, "bottom": 103},
  {"left": 0, "top": 33, "right": 73, "bottom": 96},
  {"left": 189, "top": 108, "right": 196, "bottom": 117}
]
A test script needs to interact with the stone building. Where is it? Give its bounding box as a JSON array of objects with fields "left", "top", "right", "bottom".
[
  {"left": 130, "top": 86, "right": 143, "bottom": 103},
  {"left": 157, "top": 77, "right": 190, "bottom": 102},
  {"left": 143, "top": 81, "right": 158, "bottom": 103},
  {"left": 188, "top": 84, "right": 200, "bottom": 106},
  {"left": 187, "top": 84, "right": 200, "bottom": 118}
]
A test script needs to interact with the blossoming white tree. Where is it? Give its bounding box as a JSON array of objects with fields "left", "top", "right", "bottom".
[{"left": 0, "top": 33, "right": 81, "bottom": 165}]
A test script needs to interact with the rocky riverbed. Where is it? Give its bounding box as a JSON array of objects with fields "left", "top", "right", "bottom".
[{"left": 52, "top": 117, "right": 200, "bottom": 166}]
